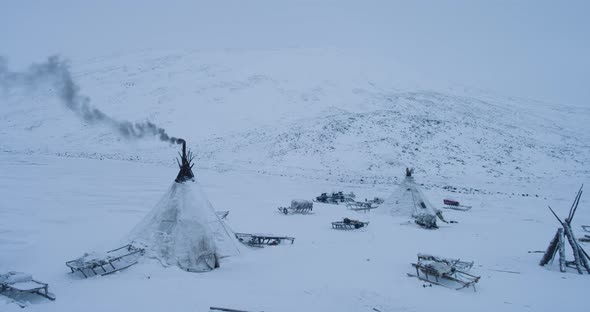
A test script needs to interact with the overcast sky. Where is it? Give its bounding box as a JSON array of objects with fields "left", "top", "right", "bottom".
[{"left": 1, "top": 0, "right": 588, "bottom": 107}]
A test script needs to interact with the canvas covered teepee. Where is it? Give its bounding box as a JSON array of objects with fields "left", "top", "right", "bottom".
[
  {"left": 128, "top": 141, "right": 239, "bottom": 272},
  {"left": 378, "top": 168, "right": 439, "bottom": 228}
]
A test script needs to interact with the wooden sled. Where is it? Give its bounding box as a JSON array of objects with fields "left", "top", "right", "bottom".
[
  {"left": 314, "top": 192, "right": 355, "bottom": 205},
  {"left": 417, "top": 253, "right": 474, "bottom": 271},
  {"left": 234, "top": 233, "right": 295, "bottom": 247},
  {"left": 0, "top": 272, "right": 55, "bottom": 307},
  {"left": 346, "top": 201, "right": 378, "bottom": 212},
  {"left": 278, "top": 200, "right": 313, "bottom": 215},
  {"left": 278, "top": 206, "right": 313, "bottom": 215},
  {"left": 66, "top": 244, "right": 144, "bottom": 278},
  {"left": 442, "top": 199, "right": 472, "bottom": 211},
  {"left": 408, "top": 254, "right": 480, "bottom": 291},
  {"left": 331, "top": 218, "right": 369, "bottom": 230}
]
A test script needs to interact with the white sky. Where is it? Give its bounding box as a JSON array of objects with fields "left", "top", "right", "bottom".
[{"left": 1, "top": 0, "right": 589, "bottom": 107}]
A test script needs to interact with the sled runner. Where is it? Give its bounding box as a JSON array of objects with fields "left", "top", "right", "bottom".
[
  {"left": 278, "top": 200, "right": 313, "bottom": 215},
  {"left": 234, "top": 233, "right": 295, "bottom": 247},
  {"left": 346, "top": 201, "right": 378, "bottom": 212},
  {"left": 331, "top": 218, "right": 369, "bottom": 230},
  {"left": 408, "top": 253, "right": 480, "bottom": 291},
  {"left": 0, "top": 272, "right": 55, "bottom": 307},
  {"left": 66, "top": 244, "right": 145, "bottom": 278}
]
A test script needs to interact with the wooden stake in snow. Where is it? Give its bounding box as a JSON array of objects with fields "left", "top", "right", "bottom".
[{"left": 540, "top": 185, "right": 590, "bottom": 274}]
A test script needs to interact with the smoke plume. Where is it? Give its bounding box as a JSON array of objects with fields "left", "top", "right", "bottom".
[{"left": 0, "top": 55, "right": 184, "bottom": 144}]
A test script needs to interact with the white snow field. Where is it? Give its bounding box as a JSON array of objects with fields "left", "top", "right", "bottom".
[{"left": 1, "top": 48, "right": 589, "bottom": 312}]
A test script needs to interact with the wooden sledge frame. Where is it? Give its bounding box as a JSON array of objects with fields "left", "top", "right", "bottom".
[
  {"left": 409, "top": 263, "right": 480, "bottom": 291},
  {"left": 442, "top": 199, "right": 472, "bottom": 211},
  {"left": 314, "top": 192, "right": 356, "bottom": 205},
  {"left": 277, "top": 206, "right": 312, "bottom": 215},
  {"left": 345, "top": 201, "right": 378, "bottom": 212},
  {"left": 417, "top": 254, "right": 474, "bottom": 272},
  {"left": 0, "top": 278, "right": 55, "bottom": 307},
  {"left": 234, "top": 233, "right": 295, "bottom": 247},
  {"left": 331, "top": 220, "right": 369, "bottom": 230},
  {"left": 65, "top": 244, "right": 145, "bottom": 278},
  {"left": 313, "top": 198, "right": 339, "bottom": 204}
]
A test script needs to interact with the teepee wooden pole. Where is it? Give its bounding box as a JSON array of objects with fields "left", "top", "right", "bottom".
[
  {"left": 567, "top": 184, "right": 584, "bottom": 221},
  {"left": 578, "top": 242, "right": 590, "bottom": 262},
  {"left": 573, "top": 239, "right": 590, "bottom": 273},
  {"left": 540, "top": 229, "right": 560, "bottom": 266},
  {"left": 558, "top": 228, "right": 566, "bottom": 272},
  {"left": 567, "top": 186, "right": 583, "bottom": 223},
  {"left": 568, "top": 190, "right": 582, "bottom": 223},
  {"left": 577, "top": 248, "right": 590, "bottom": 273},
  {"left": 562, "top": 222, "right": 584, "bottom": 274},
  {"left": 548, "top": 206, "right": 564, "bottom": 224}
]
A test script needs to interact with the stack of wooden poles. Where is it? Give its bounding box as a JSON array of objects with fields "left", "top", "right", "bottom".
[{"left": 539, "top": 185, "right": 590, "bottom": 274}]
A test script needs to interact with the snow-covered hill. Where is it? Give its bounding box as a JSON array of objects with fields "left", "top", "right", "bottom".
[
  {"left": 195, "top": 90, "right": 588, "bottom": 186},
  {"left": 2, "top": 49, "right": 588, "bottom": 188}
]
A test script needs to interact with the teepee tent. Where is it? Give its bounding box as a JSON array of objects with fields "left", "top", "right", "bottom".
[
  {"left": 128, "top": 141, "right": 239, "bottom": 272},
  {"left": 378, "top": 168, "right": 439, "bottom": 228}
]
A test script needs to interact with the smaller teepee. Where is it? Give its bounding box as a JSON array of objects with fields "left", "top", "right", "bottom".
[
  {"left": 128, "top": 141, "right": 239, "bottom": 272},
  {"left": 378, "top": 168, "right": 439, "bottom": 229}
]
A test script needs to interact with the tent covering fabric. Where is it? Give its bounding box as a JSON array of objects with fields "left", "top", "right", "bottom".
[
  {"left": 128, "top": 181, "right": 239, "bottom": 272},
  {"left": 378, "top": 175, "right": 438, "bottom": 218}
]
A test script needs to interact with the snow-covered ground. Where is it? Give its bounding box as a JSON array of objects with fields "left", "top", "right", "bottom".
[
  {"left": 0, "top": 151, "right": 588, "bottom": 311},
  {"left": 0, "top": 48, "right": 589, "bottom": 311}
]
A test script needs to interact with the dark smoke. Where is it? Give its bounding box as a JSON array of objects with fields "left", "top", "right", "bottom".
[{"left": 0, "top": 55, "right": 184, "bottom": 145}]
